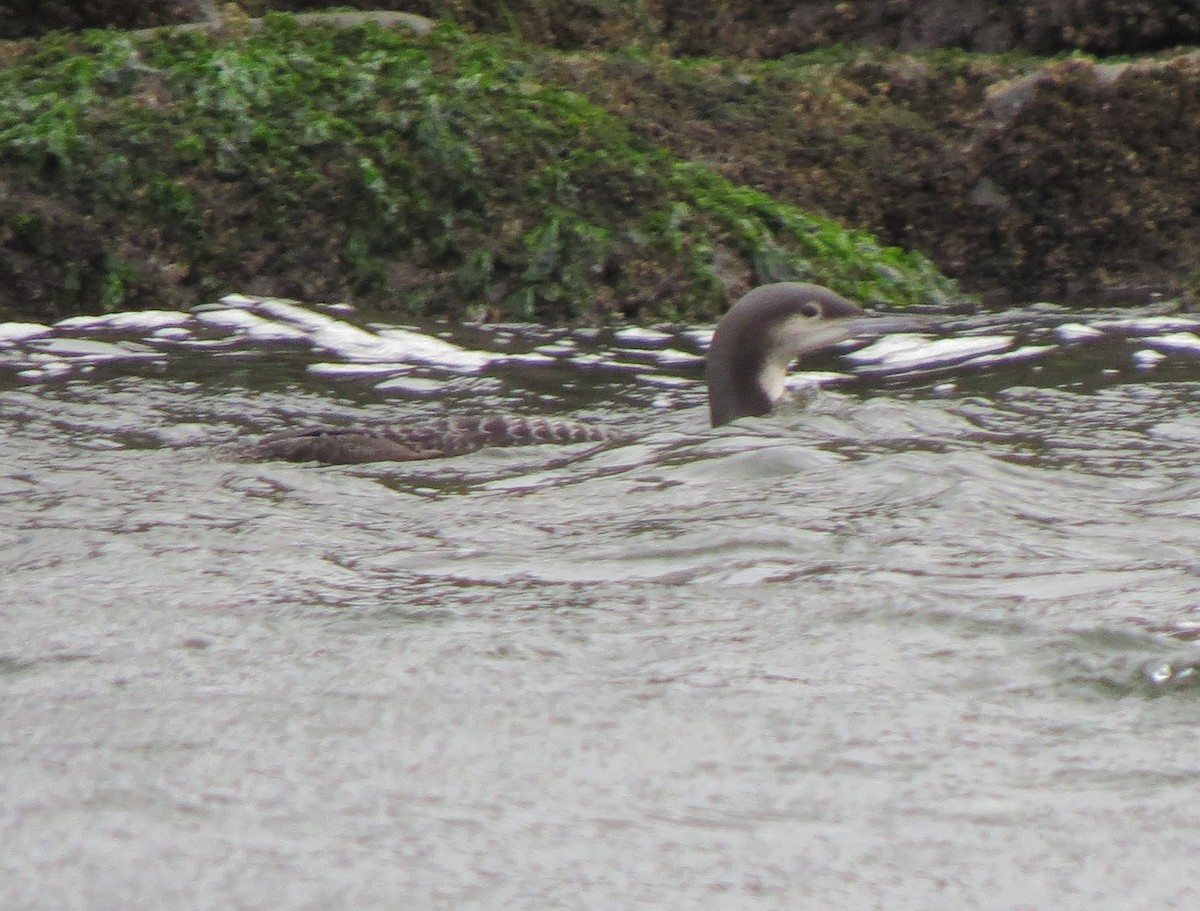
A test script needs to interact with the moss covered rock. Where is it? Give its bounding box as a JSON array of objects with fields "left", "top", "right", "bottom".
[
  {"left": 550, "top": 46, "right": 1200, "bottom": 302},
  {"left": 0, "top": 17, "right": 959, "bottom": 321}
]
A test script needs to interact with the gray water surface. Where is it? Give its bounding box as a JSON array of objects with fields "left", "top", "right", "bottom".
[{"left": 2, "top": 298, "right": 1200, "bottom": 909}]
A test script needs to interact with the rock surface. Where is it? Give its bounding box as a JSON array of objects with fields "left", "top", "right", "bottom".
[{"left": 2, "top": 3, "right": 1198, "bottom": 311}]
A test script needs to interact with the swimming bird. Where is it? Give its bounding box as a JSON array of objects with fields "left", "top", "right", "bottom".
[
  {"left": 706, "top": 282, "right": 905, "bottom": 427},
  {"left": 246, "top": 283, "right": 904, "bottom": 464}
]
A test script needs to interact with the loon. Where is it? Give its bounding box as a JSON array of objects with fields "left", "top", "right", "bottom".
[{"left": 246, "top": 283, "right": 903, "bottom": 464}]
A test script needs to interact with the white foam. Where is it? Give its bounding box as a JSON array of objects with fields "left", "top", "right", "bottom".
[
  {"left": 651, "top": 348, "right": 705, "bottom": 365},
  {"left": 613, "top": 326, "right": 673, "bottom": 345},
  {"left": 1148, "top": 419, "right": 1200, "bottom": 443},
  {"left": 1096, "top": 315, "right": 1200, "bottom": 333},
  {"left": 1055, "top": 323, "right": 1105, "bottom": 342},
  {"left": 217, "top": 293, "right": 260, "bottom": 308},
  {"left": 237, "top": 297, "right": 495, "bottom": 369},
  {"left": 534, "top": 343, "right": 577, "bottom": 357},
  {"left": 1132, "top": 348, "right": 1166, "bottom": 368},
  {"left": 17, "top": 361, "right": 74, "bottom": 380},
  {"left": 635, "top": 373, "right": 692, "bottom": 387},
  {"left": 374, "top": 376, "right": 450, "bottom": 395},
  {"left": 1141, "top": 332, "right": 1200, "bottom": 355},
  {"left": 27, "top": 337, "right": 160, "bottom": 360},
  {"left": 959, "top": 344, "right": 1055, "bottom": 368},
  {"left": 374, "top": 327, "right": 497, "bottom": 370},
  {"left": 195, "top": 308, "right": 309, "bottom": 342},
  {"left": 51, "top": 315, "right": 96, "bottom": 330},
  {"left": 0, "top": 322, "right": 52, "bottom": 342},
  {"left": 306, "top": 362, "right": 411, "bottom": 378},
  {"left": 164, "top": 337, "right": 246, "bottom": 350},
  {"left": 786, "top": 371, "right": 851, "bottom": 389},
  {"left": 506, "top": 353, "right": 557, "bottom": 366},
  {"left": 842, "top": 333, "right": 927, "bottom": 363},
  {"left": 53, "top": 310, "right": 190, "bottom": 332},
  {"left": 195, "top": 309, "right": 271, "bottom": 329},
  {"left": 847, "top": 334, "right": 1012, "bottom": 371},
  {"left": 568, "top": 353, "right": 608, "bottom": 367},
  {"left": 246, "top": 298, "right": 338, "bottom": 331}
]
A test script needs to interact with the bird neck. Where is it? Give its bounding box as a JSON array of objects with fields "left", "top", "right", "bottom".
[{"left": 707, "top": 326, "right": 778, "bottom": 427}]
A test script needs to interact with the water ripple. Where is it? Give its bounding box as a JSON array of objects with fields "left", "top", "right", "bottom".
[{"left": 4, "top": 296, "right": 1200, "bottom": 907}]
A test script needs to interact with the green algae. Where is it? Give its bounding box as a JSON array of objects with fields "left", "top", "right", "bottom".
[
  {"left": 543, "top": 41, "right": 1200, "bottom": 303},
  {"left": 0, "top": 15, "right": 964, "bottom": 322}
]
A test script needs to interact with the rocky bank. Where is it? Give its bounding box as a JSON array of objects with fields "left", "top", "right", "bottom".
[{"left": 2, "top": 2, "right": 1198, "bottom": 319}]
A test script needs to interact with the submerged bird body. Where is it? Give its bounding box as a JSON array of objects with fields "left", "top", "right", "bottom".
[
  {"left": 245, "top": 415, "right": 627, "bottom": 464},
  {"left": 247, "top": 282, "right": 894, "bottom": 464}
]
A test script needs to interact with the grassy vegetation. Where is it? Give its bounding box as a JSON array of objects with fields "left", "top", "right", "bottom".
[
  {"left": 0, "top": 15, "right": 964, "bottom": 322},
  {"left": 535, "top": 45, "right": 1040, "bottom": 277}
]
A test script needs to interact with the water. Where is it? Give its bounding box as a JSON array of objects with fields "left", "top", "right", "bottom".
[{"left": 2, "top": 297, "right": 1200, "bottom": 909}]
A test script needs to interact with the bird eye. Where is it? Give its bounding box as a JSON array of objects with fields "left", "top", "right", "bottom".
[{"left": 800, "top": 302, "right": 820, "bottom": 318}]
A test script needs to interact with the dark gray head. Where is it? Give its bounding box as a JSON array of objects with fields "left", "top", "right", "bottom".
[{"left": 707, "top": 283, "right": 905, "bottom": 427}]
